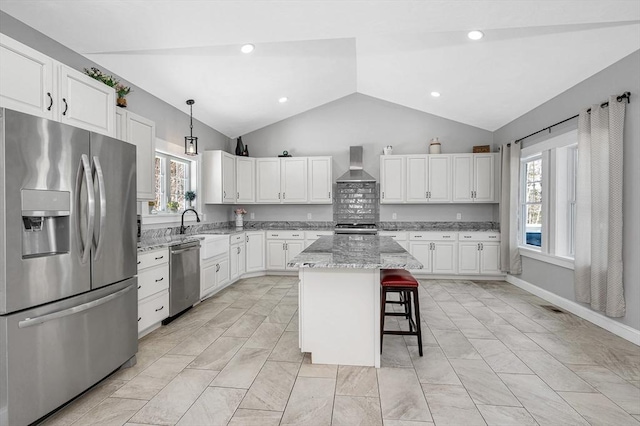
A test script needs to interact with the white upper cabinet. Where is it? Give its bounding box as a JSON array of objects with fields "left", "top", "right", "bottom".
[
  {"left": 203, "top": 150, "right": 236, "bottom": 204},
  {"left": 256, "top": 158, "right": 281, "bottom": 203},
  {"left": 0, "top": 34, "right": 116, "bottom": 137},
  {"left": 115, "top": 110, "right": 156, "bottom": 200},
  {"left": 0, "top": 33, "right": 54, "bottom": 120},
  {"left": 452, "top": 154, "right": 474, "bottom": 202},
  {"left": 428, "top": 155, "right": 452, "bottom": 202},
  {"left": 236, "top": 157, "right": 255, "bottom": 203},
  {"left": 58, "top": 65, "right": 115, "bottom": 136},
  {"left": 380, "top": 156, "right": 405, "bottom": 203},
  {"left": 406, "top": 156, "right": 428, "bottom": 202},
  {"left": 128, "top": 113, "right": 156, "bottom": 200},
  {"left": 405, "top": 155, "right": 452, "bottom": 203},
  {"left": 452, "top": 153, "right": 499, "bottom": 203},
  {"left": 473, "top": 154, "right": 497, "bottom": 202},
  {"left": 281, "top": 157, "right": 308, "bottom": 203},
  {"left": 308, "top": 157, "right": 332, "bottom": 204}
]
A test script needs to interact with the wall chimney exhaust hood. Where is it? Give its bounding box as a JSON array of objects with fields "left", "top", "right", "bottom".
[{"left": 336, "top": 146, "right": 376, "bottom": 183}]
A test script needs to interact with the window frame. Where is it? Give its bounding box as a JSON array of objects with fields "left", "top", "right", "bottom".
[
  {"left": 518, "top": 128, "right": 577, "bottom": 269},
  {"left": 142, "top": 138, "right": 200, "bottom": 224},
  {"left": 154, "top": 152, "right": 191, "bottom": 214}
]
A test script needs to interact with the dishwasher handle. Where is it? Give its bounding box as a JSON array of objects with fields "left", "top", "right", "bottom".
[{"left": 172, "top": 246, "right": 200, "bottom": 255}]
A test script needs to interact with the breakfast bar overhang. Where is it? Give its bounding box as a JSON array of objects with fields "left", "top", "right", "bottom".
[{"left": 288, "top": 235, "right": 423, "bottom": 368}]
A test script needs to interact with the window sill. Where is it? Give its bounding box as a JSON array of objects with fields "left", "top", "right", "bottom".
[
  {"left": 142, "top": 212, "right": 206, "bottom": 226},
  {"left": 519, "top": 247, "right": 574, "bottom": 270}
]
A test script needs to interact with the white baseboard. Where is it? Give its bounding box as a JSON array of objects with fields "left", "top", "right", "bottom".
[
  {"left": 506, "top": 274, "right": 640, "bottom": 346},
  {"left": 413, "top": 274, "right": 506, "bottom": 281}
]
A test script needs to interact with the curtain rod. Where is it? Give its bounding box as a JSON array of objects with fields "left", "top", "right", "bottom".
[{"left": 507, "top": 91, "right": 631, "bottom": 147}]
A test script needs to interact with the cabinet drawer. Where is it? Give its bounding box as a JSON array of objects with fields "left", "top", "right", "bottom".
[
  {"left": 379, "top": 231, "right": 408, "bottom": 241},
  {"left": 409, "top": 232, "right": 457, "bottom": 241},
  {"left": 137, "top": 264, "right": 169, "bottom": 300},
  {"left": 266, "top": 230, "right": 304, "bottom": 240},
  {"left": 230, "top": 233, "right": 244, "bottom": 244},
  {"left": 137, "top": 248, "right": 168, "bottom": 270},
  {"left": 459, "top": 232, "right": 501, "bottom": 242},
  {"left": 138, "top": 289, "right": 169, "bottom": 333},
  {"left": 305, "top": 231, "right": 333, "bottom": 240}
]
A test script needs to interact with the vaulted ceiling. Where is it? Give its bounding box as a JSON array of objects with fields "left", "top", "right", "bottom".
[{"left": 1, "top": 1, "right": 638, "bottom": 138}]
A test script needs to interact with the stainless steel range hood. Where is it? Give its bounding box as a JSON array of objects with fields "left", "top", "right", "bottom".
[{"left": 336, "top": 146, "right": 376, "bottom": 182}]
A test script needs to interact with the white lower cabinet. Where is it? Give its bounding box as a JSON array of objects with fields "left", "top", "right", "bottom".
[
  {"left": 137, "top": 248, "right": 169, "bottom": 335},
  {"left": 246, "top": 231, "right": 265, "bottom": 273},
  {"left": 201, "top": 254, "right": 230, "bottom": 298},
  {"left": 458, "top": 233, "right": 501, "bottom": 274},
  {"left": 408, "top": 232, "right": 457, "bottom": 274},
  {"left": 230, "top": 234, "right": 246, "bottom": 281},
  {"left": 266, "top": 231, "right": 304, "bottom": 270}
]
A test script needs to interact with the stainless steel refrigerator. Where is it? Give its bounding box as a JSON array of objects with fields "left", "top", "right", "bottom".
[{"left": 0, "top": 109, "right": 138, "bottom": 426}]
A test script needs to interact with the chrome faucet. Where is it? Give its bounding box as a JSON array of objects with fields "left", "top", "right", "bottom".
[{"left": 180, "top": 208, "right": 201, "bottom": 234}]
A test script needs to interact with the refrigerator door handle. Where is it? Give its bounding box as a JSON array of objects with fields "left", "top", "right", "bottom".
[
  {"left": 92, "top": 156, "right": 107, "bottom": 261},
  {"left": 75, "top": 154, "right": 95, "bottom": 264},
  {"left": 18, "top": 284, "right": 134, "bottom": 328}
]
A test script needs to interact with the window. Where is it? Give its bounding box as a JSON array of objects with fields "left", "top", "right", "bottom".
[
  {"left": 154, "top": 152, "right": 192, "bottom": 213},
  {"left": 522, "top": 156, "right": 542, "bottom": 247},
  {"left": 519, "top": 129, "right": 577, "bottom": 265}
]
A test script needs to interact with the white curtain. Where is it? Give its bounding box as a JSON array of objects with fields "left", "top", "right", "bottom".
[
  {"left": 500, "top": 141, "right": 522, "bottom": 274},
  {"left": 574, "top": 96, "right": 626, "bottom": 317}
]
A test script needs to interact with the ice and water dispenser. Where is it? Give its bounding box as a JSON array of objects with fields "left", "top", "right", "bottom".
[{"left": 21, "top": 189, "right": 70, "bottom": 258}]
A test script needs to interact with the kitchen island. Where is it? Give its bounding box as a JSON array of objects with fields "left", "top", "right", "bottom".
[{"left": 288, "top": 235, "right": 422, "bottom": 367}]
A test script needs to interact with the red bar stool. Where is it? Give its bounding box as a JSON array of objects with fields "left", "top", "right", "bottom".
[{"left": 380, "top": 269, "right": 423, "bottom": 356}]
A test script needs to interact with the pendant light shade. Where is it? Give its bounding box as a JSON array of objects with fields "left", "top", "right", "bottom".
[{"left": 185, "top": 99, "right": 198, "bottom": 156}]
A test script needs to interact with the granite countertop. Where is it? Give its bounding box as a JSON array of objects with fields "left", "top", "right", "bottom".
[
  {"left": 137, "top": 235, "right": 205, "bottom": 252},
  {"left": 378, "top": 221, "right": 499, "bottom": 232},
  {"left": 288, "top": 235, "right": 423, "bottom": 269}
]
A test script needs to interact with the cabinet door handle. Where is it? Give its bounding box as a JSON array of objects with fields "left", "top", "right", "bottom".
[
  {"left": 246, "top": 235, "right": 249, "bottom": 243},
  {"left": 237, "top": 247, "right": 241, "bottom": 254},
  {"left": 283, "top": 192, "right": 286, "bottom": 199},
  {"left": 216, "top": 264, "right": 220, "bottom": 272},
  {"left": 155, "top": 256, "right": 164, "bottom": 260},
  {"left": 426, "top": 192, "right": 428, "bottom": 199},
  {"left": 137, "top": 261, "right": 141, "bottom": 264},
  {"left": 480, "top": 243, "right": 484, "bottom": 250},
  {"left": 155, "top": 277, "right": 164, "bottom": 282},
  {"left": 478, "top": 243, "right": 481, "bottom": 250},
  {"left": 223, "top": 190, "right": 226, "bottom": 198},
  {"left": 47, "top": 92, "right": 53, "bottom": 111},
  {"left": 329, "top": 191, "right": 331, "bottom": 198},
  {"left": 237, "top": 192, "right": 239, "bottom": 199},
  {"left": 138, "top": 317, "right": 141, "bottom": 322},
  {"left": 138, "top": 285, "right": 141, "bottom": 289},
  {"left": 155, "top": 306, "right": 164, "bottom": 312},
  {"left": 62, "top": 98, "right": 68, "bottom": 115},
  {"left": 382, "top": 192, "right": 385, "bottom": 199},
  {"left": 278, "top": 192, "right": 281, "bottom": 199},
  {"left": 282, "top": 243, "right": 285, "bottom": 250}
]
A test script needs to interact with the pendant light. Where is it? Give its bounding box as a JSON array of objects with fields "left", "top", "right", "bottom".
[{"left": 184, "top": 99, "right": 198, "bottom": 156}]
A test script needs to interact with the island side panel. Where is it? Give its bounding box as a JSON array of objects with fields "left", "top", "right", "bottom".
[{"left": 299, "top": 267, "right": 380, "bottom": 368}]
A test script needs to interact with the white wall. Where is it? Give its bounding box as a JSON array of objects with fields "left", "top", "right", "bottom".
[
  {"left": 494, "top": 50, "right": 640, "bottom": 331},
  {"left": 0, "top": 11, "right": 231, "bottom": 223},
  {"left": 240, "top": 93, "right": 496, "bottom": 222}
]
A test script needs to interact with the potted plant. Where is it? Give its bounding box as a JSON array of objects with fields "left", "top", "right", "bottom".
[
  {"left": 234, "top": 208, "right": 247, "bottom": 228},
  {"left": 115, "top": 83, "right": 132, "bottom": 108},
  {"left": 185, "top": 190, "right": 196, "bottom": 207},
  {"left": 148, "top": 200, "right": 157, "bottom": 214},
  {"left": 167, "top": 200, "right": 179, "bottom": 213}
]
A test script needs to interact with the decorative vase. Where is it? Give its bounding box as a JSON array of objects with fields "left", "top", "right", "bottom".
[
  {"left": 429, "top": 137, "right": 441, "bottom": 154},
  {"left": 117, "top": 97, "right": 127, "bottom": 108},
  {"left": 243, "top": 144, "right": 249, "bottom": 157},
  {"left": 235, "top": 137, "right": 244, "bottom": 156},
  {"left": 235, "top": 213, "right": 244, "bottom": 228}
]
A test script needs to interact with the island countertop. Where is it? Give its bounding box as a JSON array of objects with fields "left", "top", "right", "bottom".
[{"left": 288, "top": 235, "right": 423, "bottom": 269}]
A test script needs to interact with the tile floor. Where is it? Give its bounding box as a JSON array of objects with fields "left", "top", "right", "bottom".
[{"left": 40, "top": 275, "right": 640, "bottom": 426}]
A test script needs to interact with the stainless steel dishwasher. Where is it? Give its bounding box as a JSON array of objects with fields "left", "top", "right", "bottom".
[{"left": 166, "top": 241, "right": 201, "bottom": 321}]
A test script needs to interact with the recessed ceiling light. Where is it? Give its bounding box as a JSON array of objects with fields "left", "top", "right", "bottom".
[
  {"left": 467, "top": 30, "right": 484, "bottom": 40},
  {"left": 430, "top": 92, "right": 441, "bottom": 98},
  {"left": 279, "top": 97, "right": 288, "bottom": 103},
  {"left": 241, "top": 44, "right": 255, "bottom": 53}
]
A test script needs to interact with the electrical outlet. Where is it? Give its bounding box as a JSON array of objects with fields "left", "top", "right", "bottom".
[
  {"left": 456, "top": 213, "right": 462, "bottom": 220},
  {"left": 250, "top": 212, "right": 255, "bottom": 219},
  {"left": 307, "top": 213, "right": 312, "bottom": 220},
  {"left": 392, "top": 213, "right": 397, "bottom": 220}
]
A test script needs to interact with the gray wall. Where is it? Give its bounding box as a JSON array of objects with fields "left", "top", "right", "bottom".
[
  {"left": 241, "top": 93, "right": 496, "bottom": 222},
  {"left": 494, "top": 50, "right": 640, "bottom": 331},
  {"left": 0, "top": 11, "right": 232, "bottom": 223}
]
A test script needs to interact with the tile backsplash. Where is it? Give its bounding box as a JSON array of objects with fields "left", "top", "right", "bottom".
[{"left": 333, "top": 182, "right": 379, "bottom": 223}]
